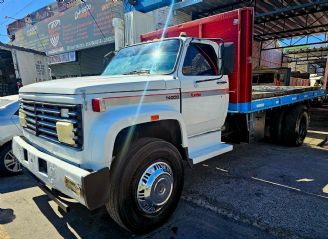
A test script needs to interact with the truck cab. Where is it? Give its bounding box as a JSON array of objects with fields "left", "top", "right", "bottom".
[
  {"left": 103, "top": 37, "right": 231, "bottom": 137},
  {"left": 12, "top": 36, "right": 234, "bottom": 233}
]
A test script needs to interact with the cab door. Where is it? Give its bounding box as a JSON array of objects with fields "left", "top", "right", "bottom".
[{"left": 178, "top": 40, "right": 229, "bottom": 137}]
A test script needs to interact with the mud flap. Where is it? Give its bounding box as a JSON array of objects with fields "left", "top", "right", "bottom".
[{"left": 82, "top": 167, "right": 110, "bottom": 210}]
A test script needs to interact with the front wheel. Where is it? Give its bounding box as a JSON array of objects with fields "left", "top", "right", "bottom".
[{"left": 106, "top": 138, "right": 184, "bottom": 233}]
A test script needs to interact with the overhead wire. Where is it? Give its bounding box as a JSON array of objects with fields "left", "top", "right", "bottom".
[{"left": 0, "top": 0, "right": 35, "bottom": 26}]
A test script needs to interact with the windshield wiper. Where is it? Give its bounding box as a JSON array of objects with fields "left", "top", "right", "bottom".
[{"left": 123, "top": 69, "right": 150, "bottom": 75}]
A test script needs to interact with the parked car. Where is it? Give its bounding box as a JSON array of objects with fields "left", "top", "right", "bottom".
[{"left": 0, "top": 95, "right": 22, "bottom": 176}]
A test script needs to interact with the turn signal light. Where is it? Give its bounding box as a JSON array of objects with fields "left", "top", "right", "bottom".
[
  {"left": 151, "top": 114, "right": 160, "bottom": 121},
  {"left": 92, "top": 98, "right": 106, "bottom": 112}
]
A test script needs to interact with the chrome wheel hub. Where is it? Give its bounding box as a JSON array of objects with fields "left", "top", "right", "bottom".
[
  {"left": 137, "top": 162, "right": 173, "bottom": 214},
  {"left": 4, "top": 150, "right": 21, "bottom": 173}
]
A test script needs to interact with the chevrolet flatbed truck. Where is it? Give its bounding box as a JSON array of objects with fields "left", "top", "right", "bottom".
[{"left": 12, "top": 8, "right": 326, "bottom": 233}]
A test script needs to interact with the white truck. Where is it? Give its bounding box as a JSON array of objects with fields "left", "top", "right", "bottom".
[{"left": 12, "top": 8, "right": 326, "bottom": 233}]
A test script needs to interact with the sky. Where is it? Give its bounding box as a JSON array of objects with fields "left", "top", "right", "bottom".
[{"left": 0, "top": 0, "right": 54, "bottom": 43}]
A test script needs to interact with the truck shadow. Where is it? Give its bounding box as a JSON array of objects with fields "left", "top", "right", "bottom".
[
  {"left": 32, "top": 192, "right": 273, "bottom": 239},
  {"left": 32, "top": 195, "right": 132, "bottom": 239},
  {"left": 0, "top": 171, "right": 36, "bottom": 194}
]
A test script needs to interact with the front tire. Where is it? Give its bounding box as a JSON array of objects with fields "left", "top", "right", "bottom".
[
  {"left": 0, "top": 143, "right": 22, "bottom": 176},
  {"left": 106, "top": 138, "right": 184, "bottom": 233}
]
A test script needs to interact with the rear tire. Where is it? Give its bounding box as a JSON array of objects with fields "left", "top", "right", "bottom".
[
  {"left": 106, "top": 137, "right": 184, "bottom": 233},
  {"left": 282, "top": 105, "right": 309, "bottom": 146},
  {"left": 0, "top": 143, "right": 22, "bottom": 176},
  {"left": 270, "top": 109, "right": 285, "bottom": 143}
]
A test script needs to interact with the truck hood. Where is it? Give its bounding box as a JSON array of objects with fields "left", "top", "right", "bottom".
[{"left": 20, "top": 75, "right": 177, "bottom": 95}]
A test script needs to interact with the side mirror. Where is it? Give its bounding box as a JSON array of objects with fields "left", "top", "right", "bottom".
[{"left": 220, "top": 42, "right": 235, "bottom": 75}]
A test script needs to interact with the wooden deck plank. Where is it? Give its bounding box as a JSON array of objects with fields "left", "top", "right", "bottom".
[{"left": 252, "top": 86, "right": 320, "bottom": 100}]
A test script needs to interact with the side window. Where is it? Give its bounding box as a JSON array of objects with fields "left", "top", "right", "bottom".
[{"left": 182, "top": 43, "right": 218, "bottom": 76}]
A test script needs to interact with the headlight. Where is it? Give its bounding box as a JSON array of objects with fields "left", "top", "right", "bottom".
[
  {"left": 56, "top": 121, "right": 75, "bottom": 145},
  {"left": 19, "top": 110, "right": 27, "bottom": 127}
]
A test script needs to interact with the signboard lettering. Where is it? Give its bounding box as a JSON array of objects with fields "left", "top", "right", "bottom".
[{"left": 12, "top": 0, "right": 123, "bottom": 55}]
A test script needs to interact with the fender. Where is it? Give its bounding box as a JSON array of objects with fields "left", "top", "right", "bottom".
[
  {"left": 0, "top": 136, "right": 13, "bottom": 147},
  {"left": 88, "top": 103, "right": 188, "bottom": 169}
]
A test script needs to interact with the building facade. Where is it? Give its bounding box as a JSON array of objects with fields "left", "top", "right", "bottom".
[{"left": 9, "top": 0, "right": 122, "bottom": 78}]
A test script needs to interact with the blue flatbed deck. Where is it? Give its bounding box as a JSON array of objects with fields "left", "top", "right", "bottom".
[{"left": 229, "top": 86, "right": 326, "bottom": 113}]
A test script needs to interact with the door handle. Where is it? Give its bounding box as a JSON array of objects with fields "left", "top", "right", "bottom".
[{"left": 217, "top": 81, "right": 227, "bottom": 84}]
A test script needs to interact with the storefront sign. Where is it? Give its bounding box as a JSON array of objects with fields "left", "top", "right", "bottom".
[
  {"left": 7, "top": 3, "right": 58, "bottom": 36},
  {"left": 48, "top": 51, "right": 76, "bottom": 65},
  {"left": 12, "top": 0, "right": 123, "bottom": 55}
]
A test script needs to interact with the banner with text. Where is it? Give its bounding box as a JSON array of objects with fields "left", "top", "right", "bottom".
[{"left": 12, "top": 0, "right": 123, "bottom": 55}]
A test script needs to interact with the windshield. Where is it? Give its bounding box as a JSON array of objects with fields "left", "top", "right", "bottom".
[{"left": 102, "top": 39, "right": 181, "bottom": 76}]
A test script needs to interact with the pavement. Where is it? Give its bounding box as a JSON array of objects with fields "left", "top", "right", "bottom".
[{"left": 1, "top": 105, "right": 328, "bottom": 239}]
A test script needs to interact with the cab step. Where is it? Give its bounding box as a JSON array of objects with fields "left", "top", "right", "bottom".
[
  {"left": 189, "top": 143, "right": 233, "bottom": 164},
  {"left": 188, "top": 130, "right": 233, "bottom": 165}
]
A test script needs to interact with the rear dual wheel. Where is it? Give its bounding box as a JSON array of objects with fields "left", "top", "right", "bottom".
[
  {"left": 270, "top": 105, "right": 309, "bottom": 146},
  {"left": 282, "top": 105, "right": 309, "bottom": 146},
  {"left": 106, "top": 138, "right": 184, "bottom": 233},
  {"left": 270, "top": 109, "right": 285, "bottom": 143}
]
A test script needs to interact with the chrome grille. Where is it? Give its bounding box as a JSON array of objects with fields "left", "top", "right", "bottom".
[{"left": 20, "top": 99, "right": 83, "bottom": 149}]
